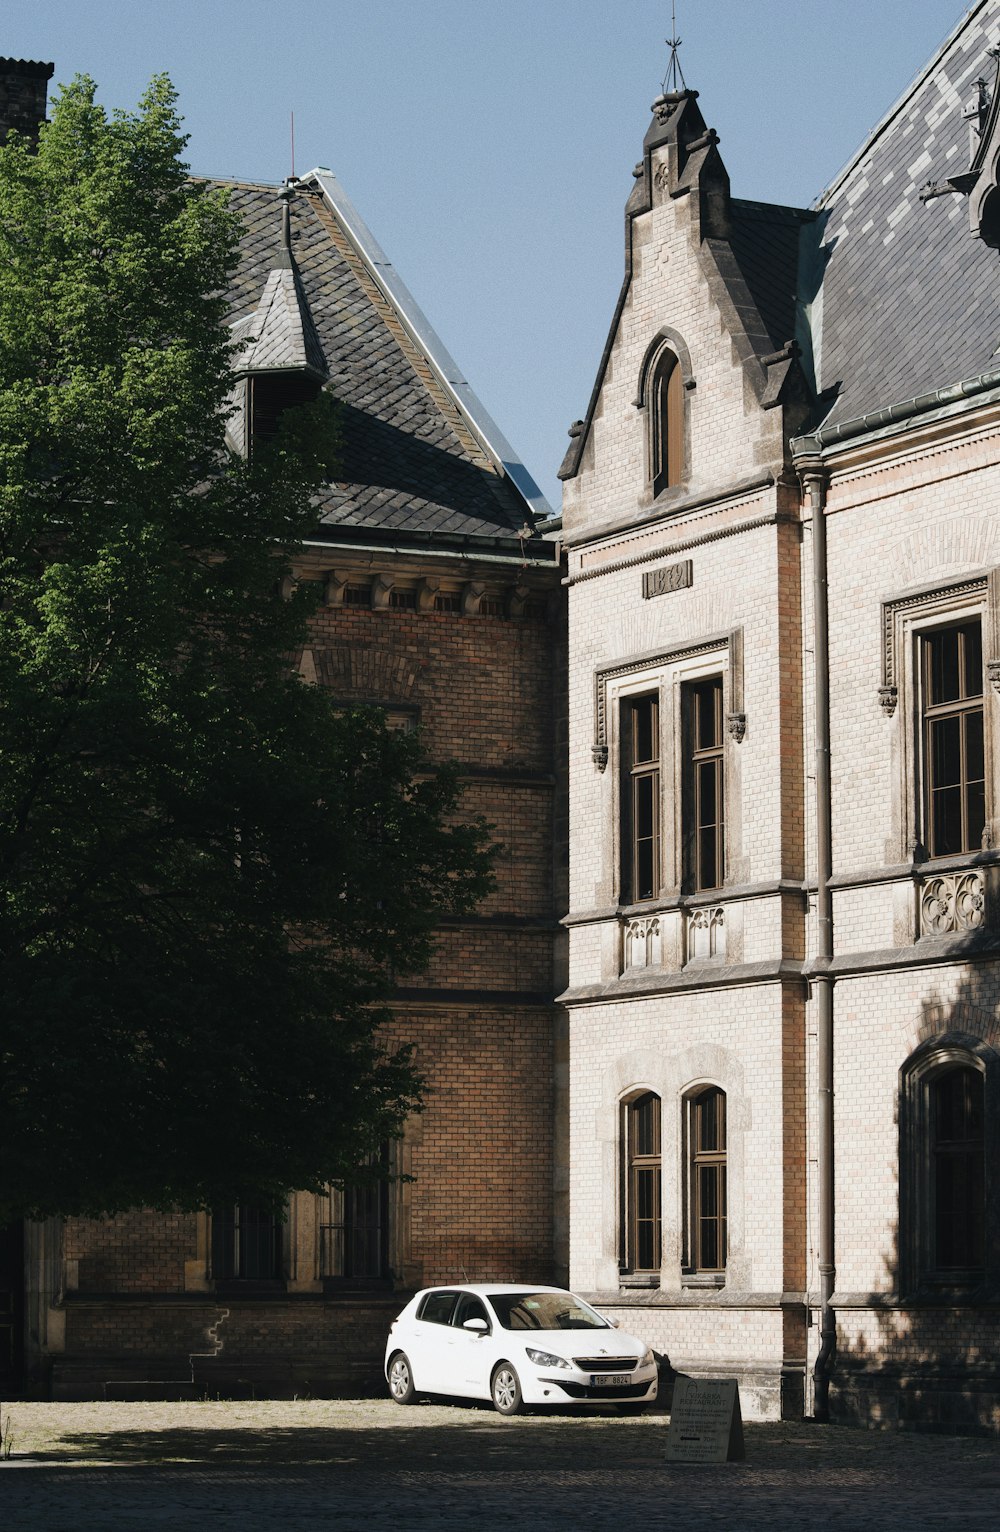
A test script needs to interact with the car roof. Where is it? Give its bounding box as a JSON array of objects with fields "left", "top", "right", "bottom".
[{"left": 418, "top": 1284, "right": 570, "bottom": 1298}]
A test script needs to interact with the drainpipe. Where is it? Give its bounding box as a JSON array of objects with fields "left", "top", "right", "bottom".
[{"left": 802, "top": 463, "right": 836, "bottom": 1421}]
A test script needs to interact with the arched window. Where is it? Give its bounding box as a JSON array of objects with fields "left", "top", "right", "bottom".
[
  {"left": 651, "top": 349, "right": 684, "bottom": 496},
  {"left": 686, "top": 1087, "right": 727, "bottom": 1274},
  {"left": 930, "top": 1066, "right": 985, "bottom": 1273},
  {"left": 901, "top": 1046, "right": 992, "bottom": 1291},
  {"left": 620, "top": 1092, "right": 661, "bottom": 1275}
]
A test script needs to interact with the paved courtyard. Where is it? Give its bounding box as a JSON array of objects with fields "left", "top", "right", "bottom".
[{"left": 2, "top": 1399, "right": 999, "bottom": 1530}]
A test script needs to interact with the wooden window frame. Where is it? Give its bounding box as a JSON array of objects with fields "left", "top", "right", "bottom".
[
  {"left": 651, "top": 350, "right": 684, "bottom": 497},
  {"left": 621, "top": 694, "right": 661, "bottom": 904},
  {"left": 920, "top": 620, "right": 985, "bottom": 859},
  {"left": 620, "top": 1092, "right": 662, "bottom": 1277},
  {"left": 684, "top": 1087, "right": 727, "bottom": 1277},
  {"left": 683, "top": 676, "right": 725, "bottom": 892},
  {"left": 900, "top": 1042, "right": 997, "bottom": 1295}
]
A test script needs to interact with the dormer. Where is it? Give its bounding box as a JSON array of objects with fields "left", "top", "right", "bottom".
[{"left": 227, "top": 184, "right": 328, "bottom": 458}]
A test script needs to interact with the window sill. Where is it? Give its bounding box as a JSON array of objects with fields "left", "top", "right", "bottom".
[
  {"left": 681, "top": 1272, "right": 725, "bottom": 1290},
  {"left": 619, "top": 1273, "right": 660, "bottom": 1290}
]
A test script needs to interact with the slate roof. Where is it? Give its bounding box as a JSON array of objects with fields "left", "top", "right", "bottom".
[
  {"left": 219, "top": 178, "right": 547, "bottom": 545},
  {"left": 231, "top": 267, "right": 328, "bottom": 378},
  {"left": 807, "top": 0, "right": 1000, "bottom": 428}
]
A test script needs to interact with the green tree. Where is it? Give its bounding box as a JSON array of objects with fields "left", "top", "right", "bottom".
[{"left": 0, "top": 76, "right": 495, "bottom": 1221}]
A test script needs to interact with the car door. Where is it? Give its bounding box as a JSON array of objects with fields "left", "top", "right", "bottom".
[
  {"left": 447, "top": 1293, "right": 494, "bottom": 1400},
  {"left": 406, "top": 1289, "right": 458, "bottom": 1394}
]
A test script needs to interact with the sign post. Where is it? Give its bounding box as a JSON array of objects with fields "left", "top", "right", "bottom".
[{"left": 665, "top": 1377, "right": 745, "bottom": 1464}]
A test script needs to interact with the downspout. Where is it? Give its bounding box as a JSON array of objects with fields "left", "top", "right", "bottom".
[{"left": 802, "top": 463, "right": 836, "bottom": 1421}]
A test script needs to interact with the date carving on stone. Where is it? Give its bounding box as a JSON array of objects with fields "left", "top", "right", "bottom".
[
  {"left": 624, "top": 915, "right": 662, "bottom": 971},
  {"left": 919, "top": 870, "right": 985, "bottom": 936}
]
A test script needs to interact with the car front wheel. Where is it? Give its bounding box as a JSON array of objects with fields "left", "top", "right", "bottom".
[
  {"left": 388, "top": 1352, "right": 417, "bottom": 1404},
  {"left": 491, "top": 1362, "right": 523, "bottom": 1416}
]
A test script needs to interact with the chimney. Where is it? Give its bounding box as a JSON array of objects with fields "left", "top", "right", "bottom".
[{"left": 0, "top": 57, "right": 55, "bottom": 148}]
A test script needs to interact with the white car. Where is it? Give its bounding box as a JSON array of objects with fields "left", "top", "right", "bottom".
[{"left": 384, "top": 1283, "right": 658, "bottom": 1414}]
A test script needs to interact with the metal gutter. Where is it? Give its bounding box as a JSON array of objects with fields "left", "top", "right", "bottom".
[
  {"left": 303, "top": 167, "right": 553, "bottom": 523},
  {"left": 800, "top": 464, "right": 836, "bottom": 1422},
  {"left": 791, "top": 369, "right": 1000, "bottom": 458},
  {"left": 300, "top": 537, "right": 557, "bottom": 570}
]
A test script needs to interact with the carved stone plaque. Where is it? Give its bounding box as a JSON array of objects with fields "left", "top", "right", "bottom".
[
  {"left": 642, "top": 560, "right": 693, "bottom": 600},
  {"left": 665, "top": 1377, "right": 745, "bottom": 1463}
]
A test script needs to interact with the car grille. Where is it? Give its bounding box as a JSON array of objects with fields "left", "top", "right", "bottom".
[
  {"left": 573, "top": 1356, "right": 639, "bottom": 1372},
  {"left": 556, "top": 1380, "right": 650, "bottom": 1399}
]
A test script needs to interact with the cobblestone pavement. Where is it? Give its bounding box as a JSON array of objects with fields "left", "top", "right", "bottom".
[{"left": 2, "top": 1399, "right": 999, "bottom": 1530}]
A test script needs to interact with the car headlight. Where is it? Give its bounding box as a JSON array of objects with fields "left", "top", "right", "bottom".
[
  {"left": 525, "top": 1348, "right": 571, "bottom": 1369},
  {"left": 641, "top": 1347, "right": 655, "bottom": 1368}
]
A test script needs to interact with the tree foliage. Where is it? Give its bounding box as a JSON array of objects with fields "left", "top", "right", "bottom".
[{"left": 0, "top": 77, "right": 495, "bottom": 1221}]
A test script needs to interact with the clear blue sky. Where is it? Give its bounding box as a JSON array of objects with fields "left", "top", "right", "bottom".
[{"left": 5, "top": 1, "right": 976, "bottom": 510}]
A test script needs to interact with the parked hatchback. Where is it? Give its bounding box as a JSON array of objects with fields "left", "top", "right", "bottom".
[{"left": 385, "top": 1283, "right": 658, "bottom": 1414}]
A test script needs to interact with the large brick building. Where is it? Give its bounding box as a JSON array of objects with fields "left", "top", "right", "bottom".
[
  {"left": 7, "top": 0, "right": 1000, "bottom": 1432},
  {"left": 0, "top": 69, "right": 566, "bottom": 1400},
  {"left": 559, "top": 0, "right": 1000, "bottom": 1430}
]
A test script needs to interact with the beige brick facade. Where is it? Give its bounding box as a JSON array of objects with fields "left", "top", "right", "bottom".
[{"left": 559, "top": 18, "right": 1000, "bottom": 1431}]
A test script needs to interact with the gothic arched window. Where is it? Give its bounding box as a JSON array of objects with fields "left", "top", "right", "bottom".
[{"left": 651, "top": 349, "right": 684, "bottom": 496}]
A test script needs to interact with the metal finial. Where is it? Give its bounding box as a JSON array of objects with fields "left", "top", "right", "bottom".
[{"left": 662, "top": 1, "right": 686, "bottom": 93}]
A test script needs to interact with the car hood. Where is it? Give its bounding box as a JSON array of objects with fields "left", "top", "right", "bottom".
[{"left": 508, "top": 1328, "right": 648, "bottom": 1361}]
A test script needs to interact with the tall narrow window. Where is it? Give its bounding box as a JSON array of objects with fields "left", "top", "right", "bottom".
[
  {"left": 621, "top": 1093, "right": 661, "bottom": 1274},
  {"left": 688, "top": 1087, "right": 727, "bottom": 1273},
  {"left": 212, "top": 1204, "right": 283, "bottom": 1283},
  {"left": 922, "top": 621, "right": 985, "bottom": 857},
  {"left": 651, "top": 350, "right": 684, "bottom": 496},
  {"left": 930, "top": 1067, "right": 985, "bottom": 1274},
  {"left": 684, "top": 678, "right": 725, "bottom": 891},
  {"left": 622, "top": 695, "right": 660, "bottom": 903},
  {"left": 321, "top": 1146, "right": 391, "bottom": 1281}
]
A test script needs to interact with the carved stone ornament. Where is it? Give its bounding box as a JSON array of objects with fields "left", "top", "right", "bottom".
[
  {"left": 727, "top": 711, "right": 746, "bottom": 743},
  {"left": 878, "top": 685, "right": 898, "bottom": 717},
  {"left": 687, "top": 905, "right": 726, "bottom": 961},
  {"left": 592, "top": 743, "right": 609, "bottom": 772},
  {"left": 919, "top": 870, "right": 985, "bottom": 937},
  {"left": 988, "top": 659, "right": 1000, "bottom": 696},
  {"left": 624, "top": 914, "right": 662, "bottom": 971}
]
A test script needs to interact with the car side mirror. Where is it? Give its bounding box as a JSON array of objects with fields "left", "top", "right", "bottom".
[{"left": 463, "top": 1317, "right": 489, "bottom": 1333}]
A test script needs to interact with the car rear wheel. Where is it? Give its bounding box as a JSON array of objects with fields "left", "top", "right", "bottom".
[
  {"left": 491, "top": 1362, "right": 523, "bottom": 1416},
  {"left": 388, "top": 1352, "right": 417, "bottom": 1404}
]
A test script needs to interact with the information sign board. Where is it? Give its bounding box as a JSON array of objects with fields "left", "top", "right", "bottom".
[{"left": 665, "top": 1376, "right": 745, "bottom": 1463}]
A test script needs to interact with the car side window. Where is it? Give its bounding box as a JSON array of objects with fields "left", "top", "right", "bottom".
[
  {"left": 418, "top": 1291, "right": 458, "bottom": 1325},
  {"left": 453, "top": 1294, "right": 489, "bottom": 1328}
]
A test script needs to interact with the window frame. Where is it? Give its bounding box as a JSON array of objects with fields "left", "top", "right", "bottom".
[
  {"left": 619, "top": 1091, "right": 662, "bottom": 1279},
  {"left": 610, "top": 646, "right": 735, "bottom": 912},
  {"left": 620, "top": 693, "right": 662, "bottom": 904},
  {"left": 683, "top": 675, "right": 726, "bottom": 893},
  {"left": 919, "top": 620, "right": 986, "bottom": 860},
  {"left": 880, "top": 577, "right": 997, "bottom": 865},
  {"left": 683, "top": 1086, "right": 728, "bottom": 1278},
  {"left": 210, "top": 1203, "right": 286, "bottom": 1286},
  {"left": 900, "top": 1040, "right": 997, "bottom": 1295},
  {"left": 636, "top": 328, "right": 694, "bottom": 501}
]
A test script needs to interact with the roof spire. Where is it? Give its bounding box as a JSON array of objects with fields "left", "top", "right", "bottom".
[{"left": 661, "top": 1, "right": 686, "bottom": 94}]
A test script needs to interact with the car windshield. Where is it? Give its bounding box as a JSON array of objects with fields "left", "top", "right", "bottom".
[{"left": 487, "top": 1291, "right": 610, "bottom": 1331}]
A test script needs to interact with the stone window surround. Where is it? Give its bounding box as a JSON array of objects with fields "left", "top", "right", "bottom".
[
  {"left": 880, "top": 571, "right": 1000, "bottom": 867},
  {"left": 898, "top": 1035, "right": 999, "bottom": 1298},
  {"left": 601, "top": 1045, "right": 748, "bottom": 1296},
  {"left": 635, "top": 326, "right": 697, "bottom": 507},
  {"left": 593, "top": 631, "right": 746, "bottom": 920}
]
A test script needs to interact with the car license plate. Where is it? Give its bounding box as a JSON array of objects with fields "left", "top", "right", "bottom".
[{"left": 590, "top": 1374, "right": 629, "bottom": 1387}]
